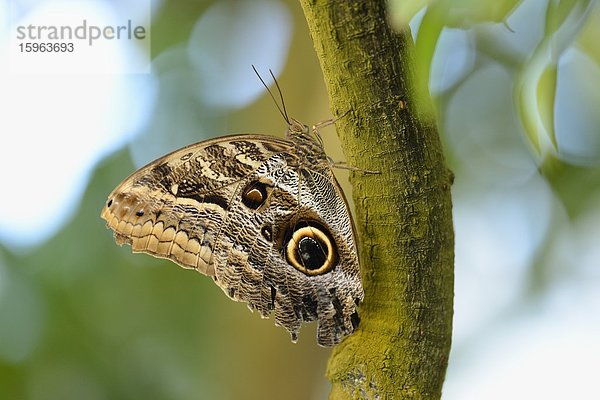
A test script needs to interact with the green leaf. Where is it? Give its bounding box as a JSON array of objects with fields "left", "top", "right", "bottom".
[
  {"left": 537, "top": 63, "right": 558, "bottom": 148},
  {"left": 545, "top": 0, "right": 587, "bottom": 36},
  {"left": 541, "top": 154, "right": 600, "bottom": 218},
  {"left": 414, "top": 7, "right": 445, "bottom": 103},
  {"left": 439, "top": 0, "right": 522, "bottom": 28},
  {"left": 515, "top": 0, "right": 595, "bottom": 156},
  {"left": 576, "top": 5, "right": 600, "bottom": 68},
  {"left": 515, "top": 42, "right": 549, "bottom": 154},
  {"left": 389, "top": 0, "right": 431, "bottom": 27}
]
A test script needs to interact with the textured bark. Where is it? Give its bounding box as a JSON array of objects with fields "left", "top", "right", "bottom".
[{"left": 298, "top": 1, "right": 455, "bottom": 399}]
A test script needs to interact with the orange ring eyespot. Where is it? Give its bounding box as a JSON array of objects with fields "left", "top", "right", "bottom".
[{"left": 286, "top": 225, "right": 336, "bottom": 275}]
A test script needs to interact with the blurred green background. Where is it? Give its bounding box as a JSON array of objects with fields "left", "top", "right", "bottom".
[{"left": 1, "top": 0, "right": 599, "bottom": 399}]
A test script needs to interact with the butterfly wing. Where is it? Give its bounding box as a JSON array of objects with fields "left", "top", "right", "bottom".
[
  {"left": 102, "top": 134, "right": 292, "bottom": 274},
  {"left": 210, "top": 154, "right": 363, "bottom": 346},
  {"left": 101, "top": 134, "right": 363, "bottom": 346}
]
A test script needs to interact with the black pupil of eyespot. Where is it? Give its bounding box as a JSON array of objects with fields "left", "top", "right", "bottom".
[{"left": 296, "top": 236, "right": 327, "bottom": 270}]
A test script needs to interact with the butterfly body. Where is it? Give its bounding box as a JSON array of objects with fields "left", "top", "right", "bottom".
[{"left": 101, "top": 121, "right": 363, "bottom": 346}]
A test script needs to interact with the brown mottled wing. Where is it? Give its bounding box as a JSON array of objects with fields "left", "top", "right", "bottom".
[{"left": 101, "top": 134, "right": 293, "bottom": 276}]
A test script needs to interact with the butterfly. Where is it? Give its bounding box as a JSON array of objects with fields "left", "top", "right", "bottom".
[{"left": 100, "top": 69, "right": 363, "bottom": 346}]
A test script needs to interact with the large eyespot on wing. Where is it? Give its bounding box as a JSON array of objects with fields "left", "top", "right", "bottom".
[
  {"left": 284, "top": 221, "right": 337, "bottom": 276},
  {"left": 271, "top": 167, "right": 363, "bottom": 346}
]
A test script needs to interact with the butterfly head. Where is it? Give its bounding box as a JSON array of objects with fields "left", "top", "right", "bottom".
[{"left": 287, "top": 117, "right": 310, "bottom": 136}]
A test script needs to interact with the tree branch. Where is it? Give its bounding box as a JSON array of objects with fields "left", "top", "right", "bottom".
[{"left": 298, "top": 1, "right": 455, "bottom": 398}]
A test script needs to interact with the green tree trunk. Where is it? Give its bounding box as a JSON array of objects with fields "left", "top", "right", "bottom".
[{"left": 298, "top": 1, "right": 455, "bottom": 399}]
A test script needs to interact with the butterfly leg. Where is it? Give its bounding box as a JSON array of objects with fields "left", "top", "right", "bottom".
[
  {"left": 331, "top": 159, "right": 380, "bottom": 174},
  {"left": 311, "top": 109, "right": 351, "bottom": 132}
]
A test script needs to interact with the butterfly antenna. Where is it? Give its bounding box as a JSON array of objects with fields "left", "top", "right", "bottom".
[
  {"left": 269, "top": 68, "right": 290, "bottom": 125},
  {"left": 252, "top": 65, "right": 290, "bottom": 125}
]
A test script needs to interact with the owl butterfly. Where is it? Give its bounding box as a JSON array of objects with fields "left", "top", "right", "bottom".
[{"left": 101, "top": 70, "right": 363, "bottom": 346}]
